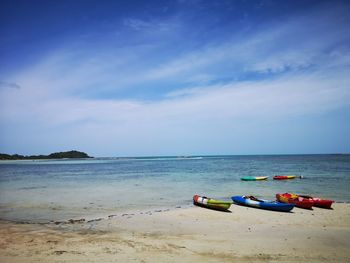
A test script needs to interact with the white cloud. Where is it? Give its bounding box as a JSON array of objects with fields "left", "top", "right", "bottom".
[
  {"left": 1, "top": 2, "right": 350, "bottom": 155},
  {"left": 2, "top": 65, "right": 350, "bottom": 155},
  {"left": 1, "top": 66, "right": 349, "bottom": 156},
  {"left": 1, "top": 69, "right": 348, "bottom": 126}
]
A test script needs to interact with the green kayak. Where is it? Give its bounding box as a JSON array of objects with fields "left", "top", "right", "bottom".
[
  {"left": 241, "top": 176, "right": 268, "bottom": 181},
  {"left": 193, "top": 195, "right": 232, "bottom": 211}
]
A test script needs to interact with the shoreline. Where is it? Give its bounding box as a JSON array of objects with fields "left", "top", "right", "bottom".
[
  {"left": 1, "top": 200, "right": 350, "bottom": 225},
  {"left": 0, "top": 203, "right": 194, "bottom": 225},
  {"left": 1, "top": 203, "right": 349, "bottom": 262}
]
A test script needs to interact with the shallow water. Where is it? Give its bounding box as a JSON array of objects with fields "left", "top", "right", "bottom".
[{"left": 0, "top": 155, "right": 349, "bottom": 222}]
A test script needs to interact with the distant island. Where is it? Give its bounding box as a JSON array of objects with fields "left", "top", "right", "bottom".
[{"left": 0, "top": 150, "right": 92, "bottom": 160}]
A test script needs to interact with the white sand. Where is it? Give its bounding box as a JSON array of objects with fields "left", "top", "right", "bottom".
[{"left": 0, "top": 203, "right": 349, "bottom": 262}]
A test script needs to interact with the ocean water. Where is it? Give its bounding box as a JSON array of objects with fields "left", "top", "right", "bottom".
[{"left": 0, "top": 155, "right": 349, "bottom": 223}]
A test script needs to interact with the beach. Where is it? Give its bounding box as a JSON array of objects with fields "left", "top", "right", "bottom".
[
  {"left": 1, "top": 0, "right": 350, "bottom": 262},
  {"left": 1, "top": 203, "right": 349, "bottom": 263}
]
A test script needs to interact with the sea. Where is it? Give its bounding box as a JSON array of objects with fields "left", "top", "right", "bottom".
[{"left": 0, "top": 154, "right": 349, "bottom": 223}]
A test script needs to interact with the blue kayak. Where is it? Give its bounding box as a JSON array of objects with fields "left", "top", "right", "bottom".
[{"left": 231, "top": 195, "right": 294, "bottom": 212}]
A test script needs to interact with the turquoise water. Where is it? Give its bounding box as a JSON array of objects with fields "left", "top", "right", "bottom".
[{"left": 0, "top": 155, "right": 349, "bottom": 222}]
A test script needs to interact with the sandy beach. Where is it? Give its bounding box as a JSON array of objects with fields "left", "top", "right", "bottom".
[{"left": 0, "top": 203, "right": 349, "bottom": 263}]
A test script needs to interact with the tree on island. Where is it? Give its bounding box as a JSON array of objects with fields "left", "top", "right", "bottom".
[
  {"left": 48, "top": 150, "right": 91, "bottom": 159},
  {"left": 0, "top": 150, "right": 92, "bottom": 160}
]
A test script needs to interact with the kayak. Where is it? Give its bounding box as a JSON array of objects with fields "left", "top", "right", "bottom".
[
  {"left": 231, "top": 195, "right": 294, "bottom": 212},
  {"left": 276, "top": 193, "right": 314, "bottom": 209},
  {"left": 297, "top": 195, "right": 334, "bottom": 209},
  {"left": 241, "top": 176, "right": 268, "bottom": 181},
  {"left": 273, "top": 175, "right": 296, "bottom": 180},
  {"left": 193, "top": 195, "right": 232, "bottom": 211}
]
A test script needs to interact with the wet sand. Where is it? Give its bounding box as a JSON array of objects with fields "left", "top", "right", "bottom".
[{"left": 0, "top": 203, "right": 349, "bottom": 262}]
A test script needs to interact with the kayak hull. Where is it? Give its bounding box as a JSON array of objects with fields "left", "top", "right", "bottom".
[
  {"left": 298, "top": 195, "right": 334, "bottom": 209},
  {"left": 193, "top": 195, "right": 232, "bottom": 211},
  {"left": 231, "top": 196, "right": 294, "bottom": 212},
  {"left": 241, "top": 176, "right": 268, "bottom": 181},
  {"left": 276, "top": 193, "right": 313, "bottom": 209},
  {"left": 273, "top": 175, "right": 296, "bottom": 180},
  {"left": 314, "top": 199, "right": 334, "bottom": 209}
]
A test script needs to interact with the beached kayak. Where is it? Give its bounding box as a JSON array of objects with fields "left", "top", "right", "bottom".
[
  {"left": 297, "top": 195, "right": 334, "bottom": 209},
  {"left": 193, "top": 195, "right": 232, "bottom": 211},
  {"left": 276, "top": 193, "right": 314, "bottom": 209},
  {"left": 273, "top": 175, "right": 296, "bottom": 180},
  {"left": 241, "top": 176, "right": 268, "bottom": 181},
  {"left": 232, "top": 195, "right": 294, "bottom": 212}
]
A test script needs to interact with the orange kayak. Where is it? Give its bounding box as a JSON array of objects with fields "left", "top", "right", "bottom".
[{"left": 276, "top": 193, "right": 313, "bottom": 209}]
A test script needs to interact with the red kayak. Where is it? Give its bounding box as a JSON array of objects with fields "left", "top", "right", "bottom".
[
  {"left": 298, "top": 195, "right": 334, "bottom": 209},
  {"left": 276, "top": 193, "right": 314, "bottom": 209},
  {"left": 273, "top": 175, "right": 302, "bottom": 180}
]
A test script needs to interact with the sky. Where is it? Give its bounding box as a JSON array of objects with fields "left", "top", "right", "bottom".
[{"left": 0, "top": 0, "right": 350, "bottom": 157}]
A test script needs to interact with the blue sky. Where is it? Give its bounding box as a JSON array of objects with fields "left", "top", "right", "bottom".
[{"left": 0, "top": 0, "right": 349, "bottom": 156}]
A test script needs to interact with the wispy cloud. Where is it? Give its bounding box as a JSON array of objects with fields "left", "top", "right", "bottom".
[
  {"left": 0, "top": 81, "right": 21, "bottom": 89},
  {"left": 1, "top": 1, "right": 349, "bottom": 155},
  {"left": 1, "top": 66, "right": 349, "bottom": 155},
  {"left": 123, "top": 18, "right": 152, "bottom": 31},
  {"left": 1, "top": 68, "right": 348, "bottom": 128},
  {"left": 6, "top": 2, "right": 349, "bottom": 98},
  {"left": 123, "top": 17, "right": 175, "bottom": 33}
]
